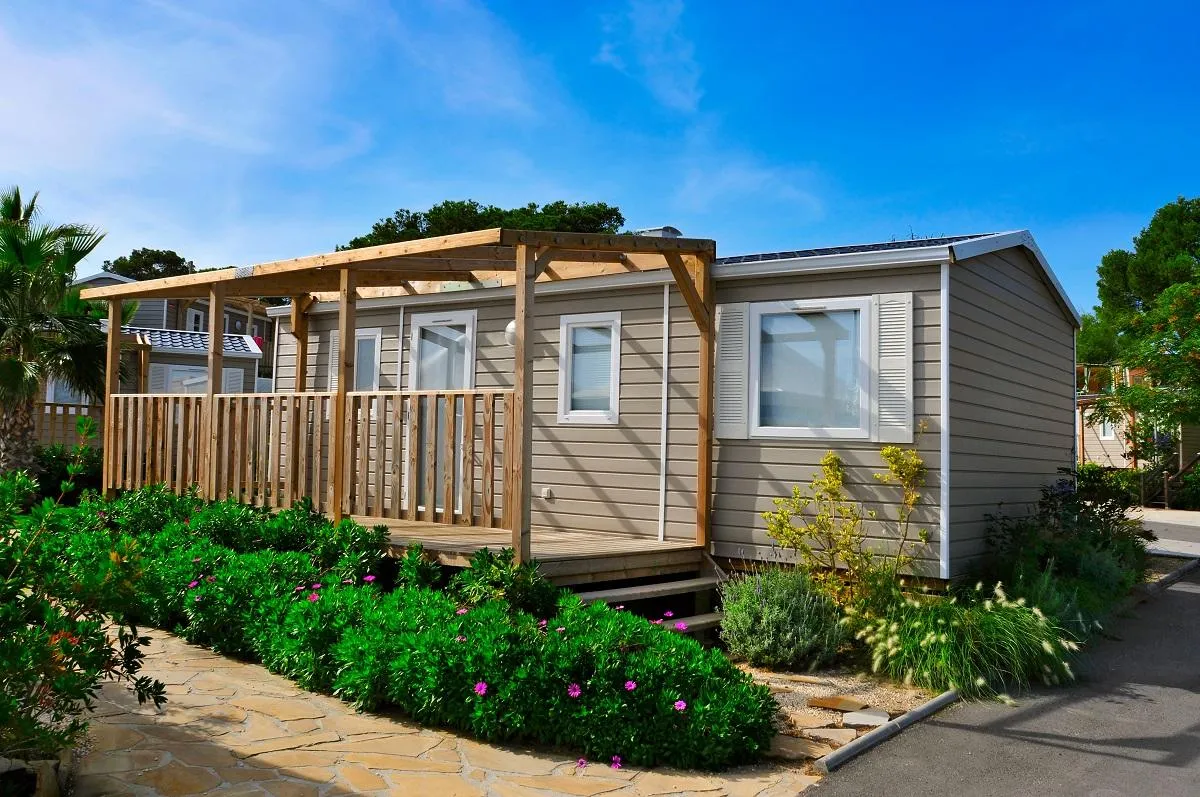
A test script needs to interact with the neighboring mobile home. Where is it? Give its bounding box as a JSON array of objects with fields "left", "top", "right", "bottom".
[{"left": 80, "top": 229, "right": 1079, "bottom": 583}]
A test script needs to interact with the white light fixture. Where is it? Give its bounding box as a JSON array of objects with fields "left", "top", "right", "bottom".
[{"left": 504, "top": 319, "right": 517, "bottom": 346}]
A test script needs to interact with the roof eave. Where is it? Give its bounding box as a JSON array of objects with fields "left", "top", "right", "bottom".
[{"left": 948, "top": 231, "right": 1082, "bottom": 327}]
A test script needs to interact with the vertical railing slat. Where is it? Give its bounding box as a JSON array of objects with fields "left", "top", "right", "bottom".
[
  {"left": 482, "top": 393, "right": 495, "bottom": 528},
  {"left": 460, "top": 393, "right": 475, "bottom": 526}
]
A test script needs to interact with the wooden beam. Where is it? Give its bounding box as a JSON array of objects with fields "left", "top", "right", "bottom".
[
  {"left": 103, "top": 300, "right": 122, "bottom": 497},
  {"left": 329, "top": 270, "right": 356, "bottom": 522},
  {"left": 510, "top": 244, "right": 535, "bottom": 564},
  {"left": 500, "top": 229, "right": 716, "bottom": 256},
  {"left": 664, "top": 252, "right": 710, "bottom": 334},
  {"left": 290, "top": 296, "right": 312, "bottom": 392},
  {"left": 138, "top": 346, "right": 151, "bottom": 392},
  {"left": 202, "top": 284, "right": 225, "bottom": 499},
  {"left": 695, "top": 253, "right": 715, "bottom": 548}
]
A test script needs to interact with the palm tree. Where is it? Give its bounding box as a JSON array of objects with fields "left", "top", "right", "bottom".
[{"left": 0, "top": 188, "right": 107, "bottom": 473}]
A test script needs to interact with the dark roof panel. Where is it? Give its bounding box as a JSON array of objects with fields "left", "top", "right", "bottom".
[
  {"left": 715, "top": 234, "right": 996, "bottom": 265},
  {"left": 120, "top": 325, "right": 261, "bottom": 357}
]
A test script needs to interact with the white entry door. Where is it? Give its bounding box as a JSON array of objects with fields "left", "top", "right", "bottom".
[{"left": 407, "top": 310, "right": 476, "bottom": 513}]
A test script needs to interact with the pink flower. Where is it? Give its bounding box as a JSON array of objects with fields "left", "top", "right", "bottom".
[
  {"left": 192, "top": 557, "right": 201, "bottom": 563},
  {"left": 674, "top": 622, "right": 688, "bottom": 632},
  {"left": 307, "top": 592, "right": 320, "bottom": 602},
  {"left": 663, "top": 611, "right": 674, "bottom": 618},
  {"left": 651, "top": 619, "right": 663, "bottom": 625},
  {"left": 537, "top": 619, "right": 548, "bottom": 628},
  {"left": 567, "top": 683, "right": 582, "bottom": 699},
  {"left": 556, "top": 627, "right": 566, "bottom": 633},
  {"left": 624, "top": 680, "right": 637, "bottom": 692},
  {"left": 474, "top": 681, "right": 488, "bottom": 696},
  {"left": 456, "top": 608, "right": 469, "bottom": 615},
  {"left": 193, "top": 595, "right": 201, "bottom": 602},
  {"left": 342, "top": 578, "right": 354, "bottom": 584},
  {"left": 610, "top": 756, "right": 622, "bottom": 770},
  {"left": 294, "top": 586, "right": 304, "bottom": 592},
  {"left": 363, "top": 575, "right": 376, "bottom": 583},
  {"left": 673, "top": 700, "right": 687, "bottom": 712},
  {"left": 576, "top": 758, "right": 588, "bottom": 769},
  {"left": 613, "top": 604, "right": 625, "bottom": 610},
  {"left": 455, "top": 635, "right": 467, "bottom": 643},
  {"left": 187, "top": 580, "right": 199, "bottom": 589},
  {"left": 311, "top": 583, "right": 322, "bottom": 589}
]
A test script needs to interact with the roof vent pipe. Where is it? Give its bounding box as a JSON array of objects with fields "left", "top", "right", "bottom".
[{"left": 634, "top": 226, "right": 682, "bottom": 238}]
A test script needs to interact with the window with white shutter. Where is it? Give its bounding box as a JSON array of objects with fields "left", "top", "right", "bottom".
[
  {"left": 222, "top": 367, "right": 244, "bottom": 393},
  {"left": 148, "top": 363, "right": 168, "bottom": 393},
  {"left": 557, "top": 312, "right": 621, "bottom": 425},
  {"left": 327, "top": 331, "right": 340, "bottom": 390},
  {"left": 715, "top": 303, "right": 749, "bottom": 439},
  {"left": 874, "top": 292, "right": 913, "bottom": 443}
]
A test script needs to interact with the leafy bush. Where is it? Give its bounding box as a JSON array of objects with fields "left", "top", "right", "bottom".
[
  {"left": 395, "top": 543, "right": 444, "bottom": 589},
  {"left": 450, "top": 547, "right": 560, "bottom": 617},
  {"left": 108, "top": 483, "right": 199, "bottom": 539},
  {"left": 187, "top": 499, "right": 270, "bottom": 552},
  {"left": 849, "top": 583, "right": 1078, "bottom": 699},
  {"left": 334, "top": 591, "right": 776, "bottom": 770},
  {"left": 719, "top": 567, "right": 843, "bottom": 671},
  {"left": 1075, "top": 463, "right": 1142, "bottom": 506},
  {"left": 34, "top": 443, "right": 102, "bottom": 503}
]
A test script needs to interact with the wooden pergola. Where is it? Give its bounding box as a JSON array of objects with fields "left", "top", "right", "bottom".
[{"left": 80, "top": 228, "right": 718, "bottom": 562}]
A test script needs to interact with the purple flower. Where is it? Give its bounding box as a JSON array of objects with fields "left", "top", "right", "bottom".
[
  {"left": 307, "top": 592, "right": 320, "bottom": 602},
  {"left": 576, "top": 758, "right": 588, "bottom": 769},
  {"left": 610, "top": 755, "right": 622, "bottom": 770},
  {"left": 311, "top": 583, "right": 322, "bottom": 589},
  {"left": 456, "top": 608, "right": 469, "bottom": 615},
  {"left": 474, "top": 681, "right": 488, "bottom": 696},
  {"left": 567, "top": 683, "right": 582, "bottom": 699},
  {"left": 294, "top": 586, "right": 304, "bottom": 592},
  {"left": 538, "top": 619, "right": 548, "bottom": 629},
  {"left": 651, "top": 619, "right": 663, "bottom": 625},
  {"left": 624, "top": 680, "right": 637, "bottom": 692},
  {"left": 673, "top": 700, "right": 687, "bottom": 712},
  {"left": 663, "top": 611, "right": 674, "bottom": 618},
  {"left": 342, "top": 578, "right": 354, "bottom": 584},
  {"left": 674, "top": 621, "right": 688, "bottom": 632},
  {"left": 193, "top": 595, "right": 201, "bottom": 602},
  {"left": 363, "top": 575, "right": 376, "bottom": 583},
  {"left": 455, "top": 635, "right": 467, "bottom": 643},
  {"left": 187, "top": 580, "right": 199, "bottom": 589}
]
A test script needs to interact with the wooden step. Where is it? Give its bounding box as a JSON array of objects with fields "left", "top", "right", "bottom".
[
  {"left": 576, "top": 575, "right": 721, "bottom": 604},
  {"left": 668, "top": 612, "right": 722, "bottom": 634}
]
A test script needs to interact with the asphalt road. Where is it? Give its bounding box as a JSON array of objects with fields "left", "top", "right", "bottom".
[{"left": 814, "top": 570, "right": 1200, "bottom": 797}]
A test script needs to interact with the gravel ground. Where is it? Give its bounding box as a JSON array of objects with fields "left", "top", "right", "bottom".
[{"left": 739, "top": 664, "right": 932, "bottom": 727}]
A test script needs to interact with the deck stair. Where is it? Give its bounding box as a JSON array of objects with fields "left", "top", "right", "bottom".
[{"left": 575, "top": 564, "right": 726, "bottom": 636}]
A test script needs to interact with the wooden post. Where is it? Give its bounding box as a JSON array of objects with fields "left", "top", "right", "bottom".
[
  {"left": 138, "top": 346, "right": 150, "bottom": 393},
  {"left": 695, "top": 254, "right": 715, "bottom": 547},
  {"left": 201, "top": 284, "right": 225, "bottom": 499},
  {"left": 291, "top": 296, "right": 310, "bottom": 392},
  {"left": 510, "top": 244, "right": 535, "bottom": 563},
  {"left": 103, "top": 300, "right": 122, "bottom": 497},
  {"left": 329, "top": 270, "right": 356, "bottom": 522}
]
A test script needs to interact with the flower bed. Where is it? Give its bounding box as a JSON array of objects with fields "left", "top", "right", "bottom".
[{"left": 19, "top": 485, "right": 776, "bottom": 771}]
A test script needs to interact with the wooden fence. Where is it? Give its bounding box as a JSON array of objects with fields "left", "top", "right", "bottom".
[
  {"left": 105, "top": 390, "right": 514, "bottom": 527},
  {"left": 35, "top": 402, "right": 104, "bottom": 447}
]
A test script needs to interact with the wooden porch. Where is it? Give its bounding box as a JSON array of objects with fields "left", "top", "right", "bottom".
[{"left": 81, "top": 228, "right": 719, "bottom": 570}]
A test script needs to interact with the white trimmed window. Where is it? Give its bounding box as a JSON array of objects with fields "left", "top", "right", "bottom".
[
  {"left": 716, "top": 293, "right": 913, "bottom": 442},
  {"left": 557, "top": 311, "right": 621, "bottom": 425},
  {"left": 185, "top": 308, "right": 204, "bottom": 332},
  {"left": 46, "top": 379, "right": 86, "bottom": 405},
  {"left": 407, "top": 310, "right": 476, "bottom": 391},
  {"left": 328, "top": 328, "right": 384, "bottom": 392},
  {"left": 1099, "top": 419, "right": 1115, "bottom": 440}
]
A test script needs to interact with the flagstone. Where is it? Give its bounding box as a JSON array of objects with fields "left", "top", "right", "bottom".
[
  {"left": 283, "top": 718, "right": 321, "bottom": 734},
  {"left": 232, "top": 730, "right": 341, "bottom": 758},
  {"left": 225, "top": 713, "right": 289, "bottom": 745},
  {"left": 308, "top": 734, "right": 439, "bottom": 757},
  {"left": 506, "top": 773, "right": 630, "bottom": 795},
  {"left": 763, "top": 774, "right": 822, "bottom": 795},
  {"left": 132, "top": 760, "right": 222, "bottom": 796},
  {"left": 232, "top": 696, "right": 327, "bottom": 721},
  {"left": 460, "top": 740, "right": 565, "bottom": 775},
  {"left": 804, "top": 726, "right": 858, "bottom": 747},
  {"left": 383, "top": 773, "right": 486, "bottom": 797},
  {"left": 289, "top": 766, "right": 337, "bottom": 783},
  {"left": 337, "top": 763, "right": 389, "bottom": 791},
  {"left": 261, "top": 780, "right": 321, "bottom": 797},
  {"left": 341, "top": 752, "right": 462, "bottom": 772},
  {"left": 805, "top": 695, "right": 869, "bottom": 712},
  {"left": 247, "top": 749, "right": 342, "bottom": 769},
  {"left": 767, "top": 735, "right": 834, "bottom": 761},
  {"left": 161, "top": 741, "right": 239, "bottom": 768},
  {"left": 324, "top": 712, "right": 416, "bottom": 736},
  {"left": 631, "top": 769, "right": 722, "bottom": 795},
  {"left": 87, "top": 722, "right": 146, "bottom": 752},
  {"left": 219, "top": 766, "right": 279, "bottom": 783},
  {"left": 77, "top": 749, "right": 167, "bottom": 775}
]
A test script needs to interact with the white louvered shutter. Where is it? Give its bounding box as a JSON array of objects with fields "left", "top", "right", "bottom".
[
  {"left": 148, "top": 363, "right": 168, "bottom": 393},
  {"left": 875, "top": 292, "right": 913, "bottom": 443},
  {"left": 714, "top": 303, "right": 749, "bottom": 439},
  {"left": 222, "top": 367, "right": 244, "bottom": 393},
  {"left": 328, "top": 331, "right": 339, "bottom": 390}
]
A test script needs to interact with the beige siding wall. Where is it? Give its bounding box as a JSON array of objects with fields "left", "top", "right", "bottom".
[
  {"left": 708, "top": 267, "right": 944, "bottom": 576},
  {"left": 1077, "top": 408, "right": 1130, "bottom": 468},
  {"left": 948, "top": 248, "right": 1076, "bottom": 575}
]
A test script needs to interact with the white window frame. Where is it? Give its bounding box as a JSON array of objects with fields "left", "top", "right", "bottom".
[
  {"left": 185, "top": 308, "right": 204, "bottom": 332},
  {"left": 557, "top": 311, "right": 621, "bottom": 425},
  {"left": 1099, "top": 419, "right": 1116, "bottom": 440},
  {"left": 352, "top": 327, "right": 383, "bottom": 392},
  {"left": 748, "top": 296, "right": 872, "bottom": 440},
  {"left": 406, "top": 310, "right": 477, "bottom": 391}
]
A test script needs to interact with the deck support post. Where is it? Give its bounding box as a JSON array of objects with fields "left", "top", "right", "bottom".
[
  {"left": 103, "top": 300, "right": 122, "bottom": 497},
  {"left": 290, "top": 296, "right": 311, "bottom": 392},
  {"left": 138, "top": 346, "right": 150, "bottom": 393},
  {"left": 202, "top": 284, "right": 225, "bottom": 499},
  {"left": 694, "top": 254, "right": 715, "bottom": 548},
  {"left": 510, "top": 244, "right": 535, "bottom": 563},
  {"left": 330, "top": 271, "right": 355, "bottom": 522}
]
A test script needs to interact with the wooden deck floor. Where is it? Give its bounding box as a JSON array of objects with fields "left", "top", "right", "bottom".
[{"left": 357, "top": 517, "right": 705, "bottom": 586}]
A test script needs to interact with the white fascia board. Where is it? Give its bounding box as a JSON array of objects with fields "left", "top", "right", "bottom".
[
  {"left": 949, "top": 230, "right": 1082, "bottom": 327},
  {"left": 712, "top": 244, "right": 952, "bottom": 280},
  {"left": 73, "top": 271, "right": 135, "bottom": 286},
  {"left": 150, "top": 346, "right": 262, "bottom": 360}
]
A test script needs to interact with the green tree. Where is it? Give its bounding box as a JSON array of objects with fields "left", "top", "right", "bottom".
[
  {"left": 0, "top": 188, "right": 107, "bottom": 473},
  {"left": 1076, "top": 311, "right": 1120, "bottom": 364},
  {"left": 341, "top": 199, "right": 625, "bottom": 250},
  {"left": 102, "top": 247, "right": 196, "bottom": 281}
]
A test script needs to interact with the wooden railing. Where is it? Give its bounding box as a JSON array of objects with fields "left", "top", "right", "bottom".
[
  {"left": 105, "top": 390, "right": 514, "bottom": 527},
  {"left": 36, "top": 402, "right": 104, "bottom": 447}
]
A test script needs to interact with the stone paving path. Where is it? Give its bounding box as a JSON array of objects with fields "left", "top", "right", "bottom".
[{"left": 75, "top": 630, "right": 817, "bottom": 796}]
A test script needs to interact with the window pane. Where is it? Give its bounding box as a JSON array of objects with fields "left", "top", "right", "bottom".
[
  {"left": 354, "top": 337, "right": 376, "bottom": 391},
  {"left": 569, "top": 325, "right": 612, "bottom": 412},
  {"left": 51, "top": 381, "right": 85, "bottom": 404},
  {"left": 758, "top": 309, "right": 859, "bottom": 428},
  {"left": 416, "top": 324, "right": 467, "bottom": 390}
]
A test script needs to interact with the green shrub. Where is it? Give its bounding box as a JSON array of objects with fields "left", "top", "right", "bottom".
[
  {"left": 187, "top": 499, "right": 270, "bottom": 551},
  {"left": 262, "top": 498, "right": 331, "bottom": 551},
  {"left": 108, "top": 484, "right": 200, "bottom": 538},
  {"left": 450, "top": 548, "right": 560, "bottom": 617},
  {"left": 1075, "top": 463, "right": 1142, "bottom": 506},
  {"left": 333, "top": 590, "right": 776, "bottom": 770},
  {"left": 395, "top": 543, "right": 444, "bottom": 589},
  {"left": 34, "top": 444, "right": 102, "bottom": 503},
  {"left": 312, "top": 519, "right": 388, "bottom": 581},
  {"left": 849, "top": 583, "right": 1078, "bottom": 698},
  {"left": 719, "top": 567, "right": 843, "bottom": 671}
]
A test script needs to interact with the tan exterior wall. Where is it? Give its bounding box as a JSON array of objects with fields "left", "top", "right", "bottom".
[
  {"left": 1077, "top": 408, "right": 1130, "bottom": 468},
  {"left": 948, "top": 249, "right": 1077, "bottom": 574}
]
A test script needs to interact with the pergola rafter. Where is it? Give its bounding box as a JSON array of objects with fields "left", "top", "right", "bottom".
[{"left": 80, "top": 228, "right": 718, "bottom": 562}]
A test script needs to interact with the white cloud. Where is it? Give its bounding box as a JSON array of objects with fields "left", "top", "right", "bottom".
[{"left": 596, "top": 0, "right": 702, "bottom": 113}]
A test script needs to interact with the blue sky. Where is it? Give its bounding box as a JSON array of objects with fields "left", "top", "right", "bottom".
[{"left": 2, "top": 1, "right": 1196, "bottom": 313}]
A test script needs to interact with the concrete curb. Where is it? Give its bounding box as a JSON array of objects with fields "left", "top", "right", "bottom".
[
  {"left": 813, "top": 688, "right": 959, "bottom": 774},
  {"left": 1138, "top": 556, "right": 1200, "bottom": 598}
]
